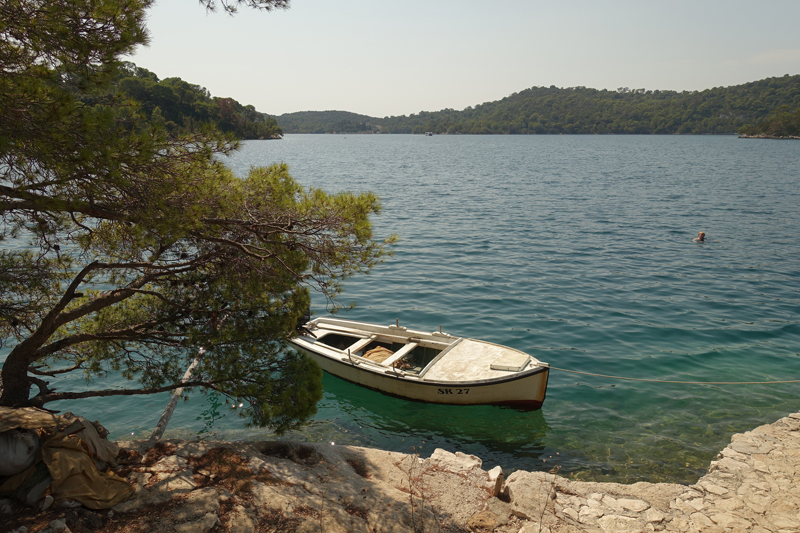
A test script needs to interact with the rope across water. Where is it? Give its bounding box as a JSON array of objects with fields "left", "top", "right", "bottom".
[{"left": 549, "top": 366, "right": 800, "bottom": 385}]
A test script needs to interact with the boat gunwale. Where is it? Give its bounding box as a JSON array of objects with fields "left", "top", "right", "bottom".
[
  {"left": 308, "top": 317, "right": 458, "bottom": 344},
  {"left": 289, "top": 336, "right": 550, "bottom": 388}
]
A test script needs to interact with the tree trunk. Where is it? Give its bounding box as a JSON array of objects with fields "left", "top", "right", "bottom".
[{"left": 0, "top": 349, "right": 32, "bottom": 407}]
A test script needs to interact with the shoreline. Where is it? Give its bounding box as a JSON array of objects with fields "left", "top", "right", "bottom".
[
  {"left": 5, "top": 409, "right": 800, "bottom": 532},
  {"left": 738, "top": 134, "right": 800, "bottom": 140}
]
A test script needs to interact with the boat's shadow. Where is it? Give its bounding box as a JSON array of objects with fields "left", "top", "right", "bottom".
[{"left": 294, "top": 373, "right": 558, "bottom": 471}]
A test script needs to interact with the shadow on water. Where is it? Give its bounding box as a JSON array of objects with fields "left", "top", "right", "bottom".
[{"left": 281, "top": 372, "right": 557, "bottom": 473}]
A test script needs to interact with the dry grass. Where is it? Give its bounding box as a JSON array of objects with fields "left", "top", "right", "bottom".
[
  {"left": 102, "top": 500, "right": 185, "bottom": 533},
  {"left": 188, "top": 447, "right": 286, "bottom": 493},
  {"left": 248, "top": 508, "right": 302, "bottom": 532},
  {"left": 2, "top": 504, "right": 111, "bottom": 533},
  {"left": 344, "top": 503, "right": 369, "bottom": 520}
]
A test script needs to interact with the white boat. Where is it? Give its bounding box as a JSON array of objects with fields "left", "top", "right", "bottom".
[{"left": 290, "top": 317, "right": 550, "bottom": 409}]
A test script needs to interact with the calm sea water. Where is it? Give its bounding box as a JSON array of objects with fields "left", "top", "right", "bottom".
[{"left": 28, "top": 134, "right": 800, "bottom": 483}]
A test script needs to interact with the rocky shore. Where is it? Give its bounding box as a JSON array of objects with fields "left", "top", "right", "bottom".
[
  {"left": 5, "top": 409, "right": 800, "bottom": 533},
  {"left": 738, "top": 134, "right": 800, "bottom": 140}
]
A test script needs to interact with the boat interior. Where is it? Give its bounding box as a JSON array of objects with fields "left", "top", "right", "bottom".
[{"left": 312, "top": 331, "right": 450, "bottom": 376}]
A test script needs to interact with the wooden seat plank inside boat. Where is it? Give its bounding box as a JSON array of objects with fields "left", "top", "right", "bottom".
[
  {"left": 381, "top": 342, "right": 419, "bottom": 367},
  {"left": 348, "top": 336, "right": 377, "bottom": 354}
]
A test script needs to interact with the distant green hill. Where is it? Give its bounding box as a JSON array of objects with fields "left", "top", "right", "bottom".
[
  {"left": 275, "top": 74, "right": 800, "bottom": 135},
  {"left": 275, "top": 111, "right": 380, "bottom": 134},
  {"left": 117, "top": 63, "right": 282, "bottom": 140}
]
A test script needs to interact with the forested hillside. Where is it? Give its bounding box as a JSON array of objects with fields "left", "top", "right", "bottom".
[
  {"left": 275, "top": 111, "right": 380, "bottom": 133},
  {"left": 738, "top": 104, "right": 800, "bottom": 138},
  {"left": 117, "top": 64, "right": 283, "bottom": 139},
  {"left": 275, "top": 75, "right": 800, "bottom": 135}
]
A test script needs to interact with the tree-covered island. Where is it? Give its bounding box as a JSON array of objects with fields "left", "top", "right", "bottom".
[
  {"left": 273, "top": 76, "right": 800, "bottom": 135},
  {"left": 0, "top": 0, "right": 394, "bottom": 432}
]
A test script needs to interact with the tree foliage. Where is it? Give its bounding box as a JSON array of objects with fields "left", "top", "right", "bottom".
[
  {"left": 738, "top": 105, "right": 800, "bottom": 138},
  {"left": 117, "top": 64, "right": 283, "bottom": 139},
  {"left": 199, "top": 0, "right": 290, "bottom": 15},
  {"left": 275, "top": 76, "right": 800, "bottom": 135},
  {"left": 0, "top": 0, "right": 392, "bottom": 432},
  {"left": 276, "top": 111, "right": 379, "bottom": 134}
]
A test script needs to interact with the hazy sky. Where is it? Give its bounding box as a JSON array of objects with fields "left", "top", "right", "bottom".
[{"left": 128, "top": 0, "right": 800, "bottom": 118}]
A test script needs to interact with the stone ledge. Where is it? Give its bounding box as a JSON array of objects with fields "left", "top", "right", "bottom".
[{"left": 4, "top": 410, "right": 800, "bottom": 532}]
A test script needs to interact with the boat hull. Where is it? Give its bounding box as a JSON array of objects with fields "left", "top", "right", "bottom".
[{"left": 291, "top": 342, "right": 549, "bottom": 409}]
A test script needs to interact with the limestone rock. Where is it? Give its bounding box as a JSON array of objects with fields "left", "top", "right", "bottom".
[
  {"left": 578, "top": 505, "right": 604, "bottom": 524},
  {"left": 562, "top": 506, "right": 580, "bottom": 521},
  {"left": 224, "top": 504, "right": 255, "bottom": 533},
  {"left": 12, "top": 404, "right": 800, "bottom": 533},
  {"left": 150, "top": 468, "right": 196, "bottom": 493},
  {"left": 172, "top": 488, "right": 219, "bottom": 521},
  {"left": 467, "top": 509, "right": 496, "bottom": 530},
  {"left": 428, "top": 448, "right": 482, "bottom": 474},
  {"left": 39, "top": 520, "right": 72, "bottom": 533},
  {"left": 173, "top": 512, "right": 219, "bottom": 533},
  {"left": 698, "top": 481, "right": 728, "bottom": 496},
  {"left": 503, "top": 471, "right": 553, "bottom": 520},
  {"left": 644, "top": 508, "right": 665, "bottom": 523},
  {"left": 251, "top": 482, "right": 292, "bottom": 512},
  {"left": 618, "top": 498, "right": 650, "bottom": 513},
  {"left": 149, "top": 455, "right": 187, "bottom": 472},
  {"left": 597, "top": 514, "right": 645, "bottom": 533},
  {"left": 486, "top": 465, "right": 504, "bottom": 496},
  {"left": 485, "top": 497, "right": 512, "bottom": 525},
  {"left": 518, "top": 524, "right": 551, "bottom": 533}
]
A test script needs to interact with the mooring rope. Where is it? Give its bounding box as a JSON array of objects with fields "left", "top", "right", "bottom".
[{"left": 548, "top": 366, "right": 800, "bottom": 385}]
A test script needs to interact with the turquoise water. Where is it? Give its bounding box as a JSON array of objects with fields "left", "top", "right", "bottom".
[{"left": 17, "top": 134, "right": 800, "bottom": 484}]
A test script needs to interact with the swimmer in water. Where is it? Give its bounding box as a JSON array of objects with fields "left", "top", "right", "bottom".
[{"left": 693, "top": 231, "right": 705, "bottom": 242}]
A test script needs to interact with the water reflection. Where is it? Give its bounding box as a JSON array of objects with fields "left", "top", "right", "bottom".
[{"left": 282, "top": 373, "right": 553, "bottom": 473}]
